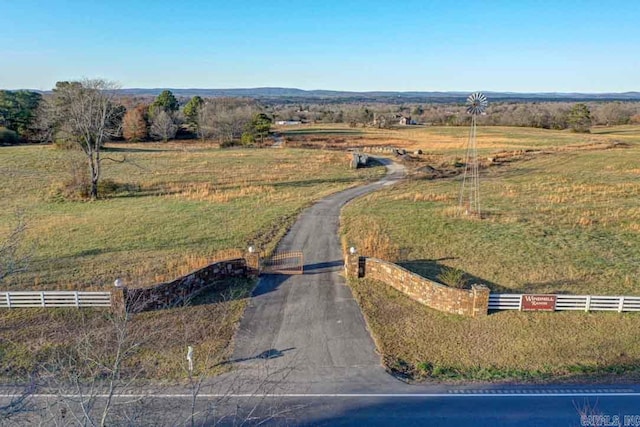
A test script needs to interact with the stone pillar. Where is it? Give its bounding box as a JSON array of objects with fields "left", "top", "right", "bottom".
[
  {"left": 111, "top": 286, "right": 127, "bottom": 314},
  {"left": 245, "top": 252, "right": 261, "bottom": 276},
  {"left": 344, "top": 253, "right": 362, "bottom": 279},
  {"left": 471, "top": 284, "right": 490, "bottom": 317}
]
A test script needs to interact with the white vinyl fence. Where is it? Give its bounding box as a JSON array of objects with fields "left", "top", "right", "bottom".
[
  {"left": 489, "top": 294, "right": 640, "bottom": 313},
  {"left": 0, "top": 291, "right": 112, "bottom": 308}
]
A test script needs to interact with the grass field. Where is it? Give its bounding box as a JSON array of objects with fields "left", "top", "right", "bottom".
[
  {"left": 340, "top": 125, "right": 640, "bottom": 381},
  {"left": 350, "top": 278, "right": 640, "bottom": 382},
  {"left": 0, "top": 142, "right": 384, "bottom": 380},
  {"left": 279, "top": 123, "right": 638, "bottom": 158},
  {"left": 1, "top": 142, "right": 383, "bottom": 290}
]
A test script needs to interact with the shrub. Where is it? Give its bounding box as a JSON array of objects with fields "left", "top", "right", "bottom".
[
  {"left": 241, "top": 132, "right": 255, "bottom": 146},
  {"left": 220, "top": 140, "right": 240, "bottom": 148},
  {"left": 437, "top": 267, "right": 468, "bottom": 288},
  {"left": 416, "top": 361, "right": 433, "bottom": 375},
  {"left": 0, "top": 127, "right": 19, "bottom": 145}
]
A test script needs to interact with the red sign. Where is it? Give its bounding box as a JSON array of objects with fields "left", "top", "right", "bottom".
[{"left": 521, "top": 294, "right": 557, "bottom": 311}]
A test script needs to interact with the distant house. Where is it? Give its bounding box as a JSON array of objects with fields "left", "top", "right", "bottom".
[
  {"left": 399, "top": 116, "right": 415, "bottom": 125},
  {"left": 276, "top": 120, "right": 303, "bottom": 126}
]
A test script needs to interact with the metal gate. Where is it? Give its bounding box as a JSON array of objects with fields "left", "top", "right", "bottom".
[{"left": 262, "top": 251, "right": 304, "bottom": 275}]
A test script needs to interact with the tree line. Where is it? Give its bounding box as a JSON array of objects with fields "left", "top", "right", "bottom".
[
  {"left": 4, "top": 86, "right": 640, "bottom": 147},
  {"left": 269, "top": 100, "right": 640, "bottom": 131},
  {"left": 0, "top": 85, "right": 272, "bottom": 146}
]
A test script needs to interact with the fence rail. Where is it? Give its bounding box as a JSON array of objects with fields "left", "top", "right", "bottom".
[
  {"left": 0, "top": 291, "right": 112, "bottom": 308},
  {"left": 489, "top": 294, "right": 640, "bottom": 313}
]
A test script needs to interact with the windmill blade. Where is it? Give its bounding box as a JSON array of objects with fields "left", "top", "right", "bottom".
[{"left": 466, "top": 92, "right": 488, "bottom": 115}]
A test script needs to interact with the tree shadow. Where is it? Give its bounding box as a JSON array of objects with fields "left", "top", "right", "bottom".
[
  {"left": 281, "top": 129, "right": 364, "bottom": 136},
  {"left": 107, "top": 187, "right": 181, "bottom": 199},
  {"left": 272, "top": 177, "right": 356, "bottom": 189},
  {"left": 219, "top": 347, "right": 296, "bottom": 365},
  {"left": 303, "top": 260, "right": 344, "bottom": 275},
  {"left": 102, "top": 146, "right": 172, "bottom": 153}
]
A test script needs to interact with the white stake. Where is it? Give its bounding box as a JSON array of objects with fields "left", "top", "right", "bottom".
[{"left": 187, "top": 345, "right": 194, "bottom": 372}]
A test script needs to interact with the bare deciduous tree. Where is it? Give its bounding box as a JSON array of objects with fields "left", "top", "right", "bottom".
[
  {"left": 41, "top": 297, "right": 149, "bottom": 427},
  {"left": 150, "top": 110, "right": 178, "bottom": 142},
  {"left": 49, "top": 79, "right": 124, "bottom": 200},
  {"left": 196, "top": 100, "right": 256, "bottom": 144}
]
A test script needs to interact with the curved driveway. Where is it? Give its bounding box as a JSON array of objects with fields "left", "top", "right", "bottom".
[
  {"left": 229, "top": 158, "right": 406, "bottom": 393},
  {"left": 215, "top": 159, "right": 640, "bottom": 425}
]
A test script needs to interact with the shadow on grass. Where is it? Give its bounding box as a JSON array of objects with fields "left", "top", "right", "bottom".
[
  {"left": 182, "top": 278, "right": 255, "bottom": 308},
  {"left": 102, "top": 146, "right": 173, "bottom": 153},
  {"left": 273, "top": 176, "right": 357, "bottom": 189},
  {"left": 398, "top": 259, "right": 507, "bottom": 292},
  {"left": 280, "top": 129, "right": 364, "bottom": 136},
  {"left": 519, "top": 279, "right": 580, "bottom": 295}
]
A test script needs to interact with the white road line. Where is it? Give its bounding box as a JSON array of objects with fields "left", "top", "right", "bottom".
[{"left": 3, "top": 392, "right": 640, "bottom": 399}]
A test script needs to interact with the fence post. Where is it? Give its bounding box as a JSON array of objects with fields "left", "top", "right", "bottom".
[
  {"left": 111, "top": 286, "right": 127, "bottom": 314},
  {"left": 6, "top": 292, "right": 11, "bottom": 308},
  {"left": 471, "top": 285, "right": 490, "bottom": 317},
  {"left": 518, "top": 294, "right": 523, "bottom": 311},
  {"left": 74, "top": 291, "right": 80, "bottom": 308},
  {"left": 245, "top": 248, "right": 261, "bottom": 276},
  {"left": 619, "top": 297, "right": 625, "bottom": 313},
  {"left": 40, "top": 291, "right": 45, "bottom": 307}
]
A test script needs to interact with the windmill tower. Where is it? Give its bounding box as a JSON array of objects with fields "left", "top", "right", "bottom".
[{"left": 459, "top": 92, "right": 488, "bottom": 217}]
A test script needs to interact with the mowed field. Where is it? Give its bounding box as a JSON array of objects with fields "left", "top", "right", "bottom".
[
  {"left": 337, "top": 124, "right": 640, "bottom": 381},
  {"left": 0, "top": 142, "right": 384, "bottom": 380}
]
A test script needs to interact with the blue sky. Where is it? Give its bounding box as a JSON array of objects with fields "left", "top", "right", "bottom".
[{"left": 1, "top": 0, "right": 638, "bottom": 92}]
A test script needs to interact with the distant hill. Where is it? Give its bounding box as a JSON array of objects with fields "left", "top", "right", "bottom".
[
  {"left": 19, "top": 87, "right": 640, "bottom": 103},
  {"left": 115, "top": 88, "right": 640, "bottom": 103}
]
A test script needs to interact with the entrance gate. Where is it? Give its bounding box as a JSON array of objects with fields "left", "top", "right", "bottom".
[{"left": 262, "top": 251, "right": 304, "bottom": 275}]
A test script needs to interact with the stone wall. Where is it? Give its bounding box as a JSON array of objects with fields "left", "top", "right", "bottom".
[
  {"left": 345, "top": 253, "right": 489, "bottom": 317},
  {"left": 121, "top": 258, "right": 255, "bottom": 313}
]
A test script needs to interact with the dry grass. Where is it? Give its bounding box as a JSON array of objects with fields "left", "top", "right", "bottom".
[
  {"left": 341, "top": 125, "right": 640, "bottom": 381},
  {"left": 351, "top": 277, "right": 640, "bottom": 382},
  {"left": 1, "top": 278, "right": 254, "bottom": 381},
  {"left": 344, "top": 144, "right": 640, "bottom": 295},
  {"left": 281, "top": 123, "right": 640, "bottom": 161},
  {"left": 0, "top": 141, "right": 384, "bottom": 381},
  {"left": 0, "top": 142, "right": 383, "bottom": 290},
  {"left": 358, "top": 220, "right": 400, "bottom": 262}
]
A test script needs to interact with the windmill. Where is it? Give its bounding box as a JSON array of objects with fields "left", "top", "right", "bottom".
[{"left": 459, "top": 92, "right": 488, "bottom": 217}]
